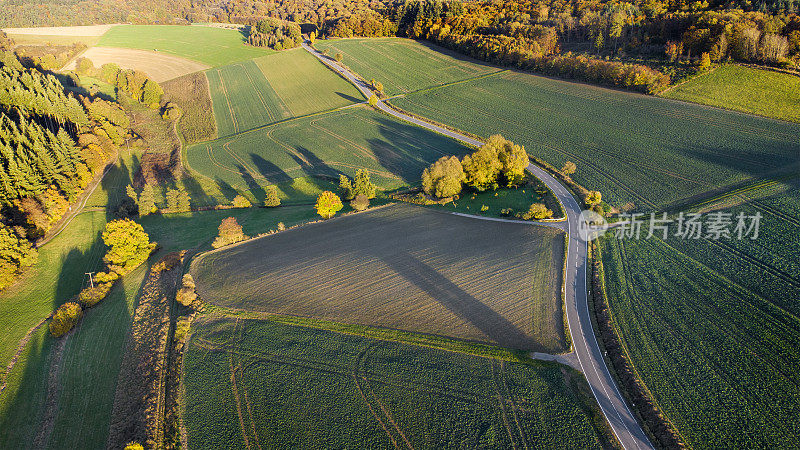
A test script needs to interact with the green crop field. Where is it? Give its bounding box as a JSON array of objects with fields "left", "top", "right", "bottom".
[
  {"left": 598, "top": 221, "right": 800, "bottom": 448},
  {"left": 661, "top": 65, "right": 800, "bottom": 123},
  {"left": 314, "top": 38, "right": 501, "bottom": 95},
  {"left": 96, "top": 25, "right": 272, "bottom": 67},
  {"left": 185, "top": 106, "right": 472, "bottom": 197},
  {"left": 254, "top": 48, "right": 364, "bottom": 116},
  {"left": 206, "top": 60, "right": 291, "bottom": 137},
  {"left": 184, "top": 315, "right": 610, "bottom": 449},
  {"left": 206, "top": 50, "right": 364, "bottom": 138},
  {"left": 191, "top": 204, "right": 567, "bottom": 352},
  {"left": 391, "top": 70, "right": 800, "bottom": 210}
]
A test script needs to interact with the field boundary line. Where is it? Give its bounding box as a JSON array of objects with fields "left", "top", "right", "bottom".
[
  {"left": 0, "top": 316, "right": 49, "bottom": 396},
  {"left": 353, "top": 373, "right": 400, "bottom": 448},
  {"left": 235, "top": 63, "right": 275, "bottom": 122},
  {"left": 658, "top": 66, "right": 719, "bottom": 96},
  {"left": 363, "top": 377, "right": 414, "bottom": 449}
]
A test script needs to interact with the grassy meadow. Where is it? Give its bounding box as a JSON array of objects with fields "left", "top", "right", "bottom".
[
  {"left": 191, "top": 204, "right": 567, "bottom": 352},
  {"left": 314, "top": 38, "right": 501, "bottom": 95},
  {"left": 391, "top": 70, "right": 800, "bottom": 210},
  {"left": 162, "top": 72, "right": 217, "bottom": 144},
  {"left": 97, "top": 25, "right": 272, "bottom": 67},
  {"left": 185, "top": 106, "right": 472, "bottom": 197},
  {"left": 184, "top": 316, "right": 610, "bottom": 448},
  {"left": 661, "top": 65, "right": 800, "bottom": 123}
]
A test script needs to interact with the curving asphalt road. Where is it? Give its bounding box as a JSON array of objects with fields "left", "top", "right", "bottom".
[{"left": 304, "top": 42, "right": 653, "bottom": 450}]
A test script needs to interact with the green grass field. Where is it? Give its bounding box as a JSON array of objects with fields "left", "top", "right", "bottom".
[
  {"left": 661, "top": 65, "right": 800, "bottom": 123},
  {"left": 0, "top": 203, "right": 323, "bottom": 447},
  {"left": 391, "top": 70, "right": 800, "bottom": 210},
  {"left": 254, "top": 48, "right": 364, "bottom": 116},
  {"left": 191, "top": 204, "right": 567, "bottom": 352},
  {"left": 206, "top": 60, "right": 291, "bottom": 137},
  {"left": 314, "top": 38, "right": 501, "bottom": 95},
  {"left": 598, "top": 213, "right": 800, "bottom": 448},
  {"left": 97, "top": 25, "right": 272, "bottom": 67},
  {"left": 184, "top": 315, "right": 610, "bottom": 448},
  {"left": 185, "top": 106, "right": 473, "bottom": 198}
]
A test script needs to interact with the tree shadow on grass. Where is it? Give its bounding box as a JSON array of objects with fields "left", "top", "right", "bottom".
[
  {"left": 236, "top": 165, "right": 266, "bottom": 204},
  {"left": 336, "top": 92, "right": 362, "bottom": 103},
  {"left": 378, "top": 251, "right": 534, "bottom": 351}
]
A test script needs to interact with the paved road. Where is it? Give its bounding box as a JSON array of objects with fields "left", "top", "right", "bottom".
[{"left": 304, "top": 43, "right": 653, "bottom": 450}]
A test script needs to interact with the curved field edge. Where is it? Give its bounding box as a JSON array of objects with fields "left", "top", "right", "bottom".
[{"left": 182, "top": 313, "right": 619, "bottom": 449}]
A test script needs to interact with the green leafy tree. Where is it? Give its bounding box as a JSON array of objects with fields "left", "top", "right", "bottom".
[
  {"left": 138, "top": 184, "right": 157, "bottom": 216},
  {"left": 338, "top": 174, "right": 354, "bottom": 200},
  {"left": 368, "top": 93, "right": 378, "bottom": 106},
  {"left": 176, "top": 274, "right": 197, "bottom": 306},
  {"left": 212, "top": 217, "right": 248, "bottom": 248},
  {"left": 422, "top": 156, "right": 465, "bottom": 198},
  {"left": 462, "top": 144, "right": 502, "bottom": 191},
  {"left": 335, "top": 52, "right": 343, "bottom": 62},
  {"left": 519, "top": 203, "right": 553, "bottom": 220},
  {"left": 585, "top": 190, "right": 602, "bottom": 207},
  {"left": 315, "top": 191, "right": 343, "bottom": 219},
  {"left": 232, "top": 195, "right": 251, "bottom": 208},
  {"left": 353, "top": 169, "right": 376, "bottom": 199},
  {"left": 0, "top": 224, "right": 37, "bottom": 290},
  {"left": 49, "top": 302, "right": 83, "bottom": 337},
  {"left": 140, "top": 79, "right": 163, "bottom": 108},
  {"left": 494, "top": 135, "right": 528, "bottom": 186},
  {"left": 264, "top": 185, "right": 281, "bottom": 207},
  {"left": 102, "top": 219, "right": 156, "bottom": 274}
]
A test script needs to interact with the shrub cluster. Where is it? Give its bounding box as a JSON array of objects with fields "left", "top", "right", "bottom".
[
  {"left": 176, "top": 274, "right": 197, "bottom": 307},
  {"left": 212, "top": 217, "right": 248, "bottom": 248},
  {"left": 49, "top": 302, "right": 83, "bottom": 337}
]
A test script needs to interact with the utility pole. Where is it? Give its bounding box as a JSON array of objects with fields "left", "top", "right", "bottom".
[{"left": 85, "top": 272, "right": 95, "bottom": 289}]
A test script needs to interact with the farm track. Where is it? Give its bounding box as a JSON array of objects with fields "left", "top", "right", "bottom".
[{"left": 303, "top": 42, "right": 653, "bottom": 449}]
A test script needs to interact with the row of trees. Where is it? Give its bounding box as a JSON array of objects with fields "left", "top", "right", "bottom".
[
  {"left": 422, "top": 135, "right": 529, "bottom": 200},
  {"left": 50, "top": 219, "right": 156, "bottom": 336},
  {"left": 248, "top": 18, "right": 303, "bottom": 50}
]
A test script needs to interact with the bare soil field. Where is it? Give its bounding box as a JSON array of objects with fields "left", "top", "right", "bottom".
[
  {"left": 191, "top": 204, "right": 567, "bottom": 353},
  {"left": 64, "top": 47, "right": 209, "bottom": 82}
]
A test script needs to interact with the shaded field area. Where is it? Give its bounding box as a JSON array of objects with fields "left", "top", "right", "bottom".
[
  {"left": 391, "top": 70, "right": 800, "bottom": 210},
  {"left": 598, "top": 183, "right": 800, "bottom": 449},
  {"left": 184, "top": 316, "right": 609, "bottom": 449},
  {"left": 185, "top": 106, "right": 472, "bottom": 196},
  {"left": 661, "top": 65, "right": 800, "bottom": 123},
  {"left": 0, "top": 202, "right": 322, "bottom": 447},
  {"left": 314, "top": 38, "right": 501, "bottom": 95},
  {"left": 64, "top": 47, "right": 209, "bottom": 82},
  {"left": 97, "top": 25, "right": 272, "bottom": 67},
  {"left": 254, "top": 48, "right": 364, "bottom": 117},
  {"left": 191, "top": 204, "right": 567, "bottom": 352}
]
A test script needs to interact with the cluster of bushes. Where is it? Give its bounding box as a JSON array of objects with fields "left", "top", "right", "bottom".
[
  {"left": 75, "top": 60, "right": 163, "bottom": 108},
  {"left": 247, "top": 18, "right": 302, "bottom": 50},
  {"left": 49, "top": 219, "right": 156, "bottom": 336},
  {"left": 176, "top": 274, "right": 198, "bottom": 306},
  {"left": 14, "top": 41, "right": 87, "bottom": 72},
  {"left": 422, "top": 135, "right": 529, "bottom": 201}
]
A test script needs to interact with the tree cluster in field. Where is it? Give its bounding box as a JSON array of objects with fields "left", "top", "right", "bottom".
[
  {"left": 248, "top": 18, "right": 303, "bottom": 50},
  {"left": 176, "top": 274, "right": 198, "bottom": 306},
  {"left": 75, "top": 60, "right": 164, "bottom": 108},
  {"left": 0, "top": 53, "right": 135, "bottom": 288},
  {"left": 422, "top": 135, "right": 529, "bottom": 202},
  {"left": 49, "top": 219, "right": 156, "bottom": 336},
  {"left": 125, "top": 184, "right": 192, "bottom": 216},
  {"left": 11, "top": 40, "right": 88, "bottom": 72}
]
